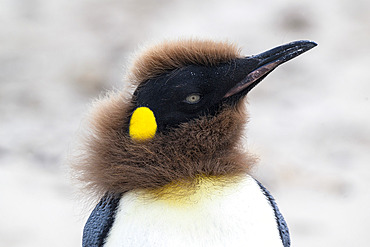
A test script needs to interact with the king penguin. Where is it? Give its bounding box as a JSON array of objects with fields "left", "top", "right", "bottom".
[{"left": 74, "top": 39, "right": 316, "bottom": 247}]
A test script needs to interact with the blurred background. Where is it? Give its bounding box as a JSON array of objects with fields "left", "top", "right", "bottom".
[{"left": 1, "top": 0, "right": 369, "bottom": 246}]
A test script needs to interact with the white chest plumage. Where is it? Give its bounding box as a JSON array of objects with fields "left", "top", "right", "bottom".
[{"left": 104, "top": 175, "right": 283, "bottom": 247}]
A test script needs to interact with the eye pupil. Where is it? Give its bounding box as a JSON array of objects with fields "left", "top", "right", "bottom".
[{"left": 186, "top": 94, "right": 201, "bottom": 104}]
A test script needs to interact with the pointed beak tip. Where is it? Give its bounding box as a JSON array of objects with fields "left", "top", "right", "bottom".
[
  {"left": 262, "top": 39, "right": 318, "bottom": 64},
  {"left": 298, "top": 39, "right": 318, "bottom": 46},
  {"left": 298, "top": 40, "right": 318, "bottom": 50},
  {"left": 223, "top": 39, "right": 317, "bottom": 99}
]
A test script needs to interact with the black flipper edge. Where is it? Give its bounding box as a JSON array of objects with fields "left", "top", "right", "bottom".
[
  {"left": 255, "top": 179, "right": 291, "bottom": 247},
  {"left": 82, "top": 194, "right": 121, "bottom": 247}
]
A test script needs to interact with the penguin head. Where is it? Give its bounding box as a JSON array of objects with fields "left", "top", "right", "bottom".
[
  {"left": 74, "top": 39, "right": 316, "bottom": 196},
  {"left": 128, "top": 39, "right": 316, "bottom": 141}
]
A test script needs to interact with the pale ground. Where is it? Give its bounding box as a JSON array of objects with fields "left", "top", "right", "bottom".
[{"left": 1, "top": 0, "right": 370, "bottom": 246}]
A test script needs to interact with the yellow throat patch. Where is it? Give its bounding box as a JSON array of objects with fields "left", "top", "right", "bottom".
[
  {"left": 143, "top": 176, "right": 240, "bottom": 207},
  {"left": 129, "top": 107, "right": 157, "bottom": 142}
]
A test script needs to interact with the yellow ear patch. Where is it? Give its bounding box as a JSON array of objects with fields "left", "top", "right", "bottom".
[{"left": 129, "top": 107, "right": 157, "bottom": 142}]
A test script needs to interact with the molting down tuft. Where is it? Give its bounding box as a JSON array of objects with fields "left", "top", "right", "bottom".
[
  {"left": 72, "top": 91, "right": 255, "bottom": 198},
  {"left": 128, "top": 39, "right": 241, "bottom": 85}
]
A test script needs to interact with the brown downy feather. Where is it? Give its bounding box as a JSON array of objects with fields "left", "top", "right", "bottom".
[
  {"left": 128, "top": 39, "right": 241, "bottom": 86},
  {"left": 72, "top": 39, "right": 256, "bottom": 199}
]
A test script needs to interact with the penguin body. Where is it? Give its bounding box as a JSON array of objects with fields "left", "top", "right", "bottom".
[
  {"left": 75, "top": 39, "right": 316, "bottom": 247},
  {"left": 84, "top": 176, "right": 288, "bottom": 247}
]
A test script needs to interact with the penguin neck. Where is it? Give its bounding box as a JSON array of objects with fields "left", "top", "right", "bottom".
[{"left": 76, "top": 95, "right": 256, "bottom": 197}]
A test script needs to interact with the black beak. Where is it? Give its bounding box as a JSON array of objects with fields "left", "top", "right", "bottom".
[{"left": 224, "top": 40, "right": 317, "bottom": 98}]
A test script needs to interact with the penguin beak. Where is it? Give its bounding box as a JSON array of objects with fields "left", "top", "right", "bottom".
[{"left": 224, "top": 40, "right": 317, "bottom": 98}]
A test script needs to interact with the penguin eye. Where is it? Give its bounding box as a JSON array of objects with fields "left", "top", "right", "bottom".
[{"left": 185, "top": 94, "right": 201, "bottom": 104}]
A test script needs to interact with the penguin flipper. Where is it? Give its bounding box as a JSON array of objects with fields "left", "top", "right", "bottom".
[
  {"left": 255, "top": 179, "right": 291, "bottom": 247},
  {"left": 82, "top": 194, "right": 121, "bottom": 247}
]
